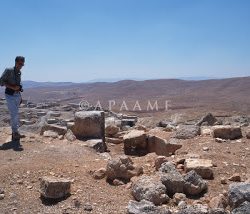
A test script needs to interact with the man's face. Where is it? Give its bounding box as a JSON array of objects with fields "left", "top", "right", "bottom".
[{"left": 15, "top": 60, "right": 24, "bottom": 71}]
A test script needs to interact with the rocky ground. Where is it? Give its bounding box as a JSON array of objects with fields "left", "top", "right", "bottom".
[{"left": 0, "top": 100, "right": 249, "bottom": 214}]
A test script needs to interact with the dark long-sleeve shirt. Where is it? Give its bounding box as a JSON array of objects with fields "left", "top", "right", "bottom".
[{"left": 0, "top": 67, "right": 21, "bottom": 87}]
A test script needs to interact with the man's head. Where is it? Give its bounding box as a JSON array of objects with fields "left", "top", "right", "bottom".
[{"left": 15, "top": 56, "right": 25, "bottom": 71}]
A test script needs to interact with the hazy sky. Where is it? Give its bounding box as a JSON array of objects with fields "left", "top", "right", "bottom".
[{"left": 0, "top": 0, "right": 249, "bottom": 82}]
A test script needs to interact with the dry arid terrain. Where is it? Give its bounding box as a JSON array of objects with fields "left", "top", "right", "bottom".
[{"left": 0, "top": 77, "right": 250, "bottom": 214}]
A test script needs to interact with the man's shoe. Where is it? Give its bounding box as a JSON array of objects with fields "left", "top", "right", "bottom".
[{"left": 12, "top": 132, "right": 25, "bottom": 140}]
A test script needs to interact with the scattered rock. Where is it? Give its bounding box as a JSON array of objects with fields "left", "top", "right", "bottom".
[
  {"left": 123, "top": 130, "right": 147, "bottom": 155},
  {"left": 212, "top": 126, "right": 242, "bottom": 140},
  {"left": 65, "top": 129, "right": 76, "bottom": 142},
  {"left": 113, "top": 179, "right": 125, "bottom": 186},
  {"left": 215, "top": 138, "right": 227, "bottom": 143},
  {"left": 131, "top": 175, "right": 169, "bottom": 205},
  {"left": 228, "top": 173, "right": 241, "bottom": 182},
  {"left": 147, "top": 136, "right": 182, "bottom": 156},
  {"left": 83, "top": 203, "right": 93, "bottom": 211},
  {"left": 92, "top": 168, "right": 106, "bottom": 179},
  {"left": 175, "top": 125, "right": 200, "bottom": 139},
  {"left": 0, "top": 194, "right": 4, "bottom": 200},
  {"left": 106, "top": 155, "right": 143, "bottom": 183},
  {"left": 183, "top": 170, "right": 208, "bottom": 196},
  {"left": 209, "top": 208, "right": 228, "bottom": 214},
  {"left": 105, "top": 125, "right": 120, "bottom": 137},
  {"left": 173, "top": 193, "right": 187, "bottom": 205},
  {"left": 83, "top": 139, "right": 107, "bottom": 153},
  {"left": 228, "top": 182, "right": 250, "bottom": 209},
  {"left": 127, "top": 200, "right": 172, "bottom": 214},
  {"left": 177, "top": 204, "right": 209, "bottom": 214},
  {"left": 40, "top": 176, "right": 71, "bottom": 199},
  {"left": 220, "top": 178, "right": 227, "bottom": 185},
  {"left": 43, "top": 130, "right": 59, "bottom": 138},
  {"left": 73, "top": 111, "right": 105, "bottom": 140},
  {"left": 196, "top": 113, "right": 217, "bottom": 126},
  {"left": 209, "top": 194, "right": 228, "bottom": 209},
  {"left": 184, "top": 158, "right": 213, "bottom": 179},
  {"left": 231, "top": 201, "right": 250, "bottom": 214},
  {"left": 155, "top": 156, "right": 168, "bottom": 171}
]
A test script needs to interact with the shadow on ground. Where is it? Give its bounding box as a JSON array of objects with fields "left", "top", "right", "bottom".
[{"left": 0, "top": 139, "right": 23, "bottom": 151}]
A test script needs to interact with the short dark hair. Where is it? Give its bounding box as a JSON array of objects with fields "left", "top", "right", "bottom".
[{"left": 15, "top": 56, "right": 25, "bottom": 63}]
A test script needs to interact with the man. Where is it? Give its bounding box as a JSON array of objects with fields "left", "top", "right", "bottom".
[{"left": 0, "top": 56, "right": 25, "bottom": 140}]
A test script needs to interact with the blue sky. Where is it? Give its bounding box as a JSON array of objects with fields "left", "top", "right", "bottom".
[{"left": 0, "top": 0, "right": 249, "bottom": 82}]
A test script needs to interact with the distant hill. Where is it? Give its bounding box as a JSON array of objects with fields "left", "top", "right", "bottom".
[
  {"left": 22, "top": 81, "right": 76, "bottom": 88},
  {"left": 1, "top": 76, "right": 249, "bottom": 114}
]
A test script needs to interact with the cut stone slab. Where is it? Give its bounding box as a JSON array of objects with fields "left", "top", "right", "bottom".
[
  {"left": 184, "top": 158, "right": 213, "bottom": 179},
  {"left": 37, "top": 111, "right": 47, "bottom": 116},
  {"left": 212, "top": 126, "right": 242, "bottom": 140},
  {"left": 147, "top": 135, "right": 182, "bottom": 156},
  {"left": 20, "top": 119, "right": 34, "bottom": 125},
  {"left": 50, "top": 112, "right": 61, "bottom": 117},
  {"left": 40, "top": 176, "right": 71, "bottom": 199},
  {"left": 123, "top": 130, "right": 147, "bottom": 155},
  {"left": 121, "top": 119, "right": 136, "bottom": 127},
  {"left": 106, "top": 137, "right": 123, "bottom": 144},
  {"left": 47, "top": 118, "right": 58, "bottom": 124},
  {"left": 41, "top": 124, "right": 67, "bottom": 136},
  {"left": 73, "top": 111, "right": 105, "bottom": 140}
]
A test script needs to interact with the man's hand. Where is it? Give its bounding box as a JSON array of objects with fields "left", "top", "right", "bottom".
[{"left": 5, "top": 84, "right": 20, "bottom": 91}]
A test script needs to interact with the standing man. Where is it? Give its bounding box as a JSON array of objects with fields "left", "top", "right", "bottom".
[{"left": 0, "top": 56, "right": 25, "bottom": 140}]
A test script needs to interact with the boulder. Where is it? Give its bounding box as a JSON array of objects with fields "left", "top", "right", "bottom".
[
  {"left": 176, "top": 204, "right": 209, "bottom": 214},
  {"left": 183, "top": 170, "right": 208, "bottom": 196},
  {"left": 131, "top": 175, "right": 169, "bottom": 205},
  {"left": 73, "top": 111, "right": 105, "bottom": 140},
  {"left": 40, "top": 176, "right": 71, "bottom": 199},
  {"left": 105, "top": 125, "right": 120, "bottom": 137},
  {"left": 196, "top": 113, "right": 217, "bottom": 126},
  {"left": 155, "top": 156, "right": 168, "bottom": 171},
  {"left": 209, "top": 208, "right": 228, "bottom": 214},
  {"left": 184, "top": 158, "right": 213, "bottom": 179},
  {"left": 159, "top": 162, "right": 177, "bottom": 174},
  {"left": 147, "top": 136, "right": 182, "bottom": 156},
  {"left": 212, "top": 126, "right": 242, "bottom": 140},
  {"left": 228, "top": 182, "right": 250, "bottom": 209},
  {"left": 127, "top": 200, "right": 172, "bottom": 214},
  {"left": 231, "top": 201, "right": 250, "bottom": 214},
  {"left": 106, "top": 155, "right": 143, "bottom": 182},
  {"left": 160, "top": 171, "right": 185, "bottom": 196},
  {"left": 123, "top": 130, "right": 147, "bottom": 155},
  {"left": 175, "top": 125, "right": 200, "bottom": 139},
  {"left": 246, "top": 131, "right": 250, "bottom": 139}
]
